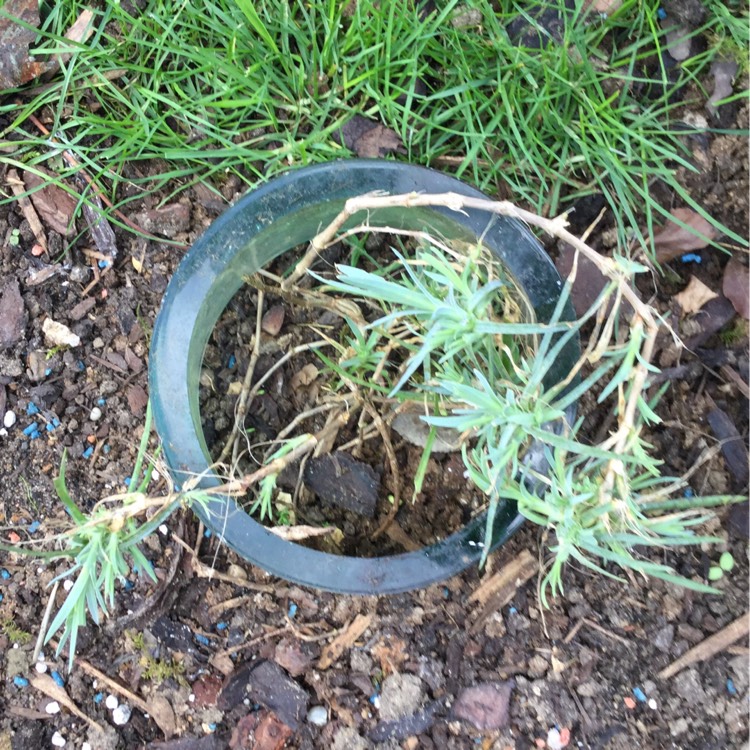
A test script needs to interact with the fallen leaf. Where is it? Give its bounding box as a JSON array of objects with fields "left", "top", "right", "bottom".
[
  {"left": 261, "top": 305, "right": 285, "bottom": 336},
  {"left": 146, "top": 694, "right": 176, "bottom": 738},
  {"left": 652, "top": 208, "right": 718, "bottom": 262},
  {"left": 371, "top": 636, "right": 409, "bottom": 675},
  {"left": 554, "top": 243, "right": 635, "bottom": 318},
  {"left": 337, "top": 115, "right": 404, "bottom": 158},
  {"left": 450, "top": 681, "right": 514, "bottom": 730},
  {"left": 30, "top": 673, "right": 103, "bottom": 732},
  {"left": 674, "top": 276, "right": 718, "bottom": 315},
  {"left": 290, "top": 363, "right": 318, "bottom": 390},
  {"left": 318, "top": 613, "right": 372, "bottom": 670},
  {"left": 126, "top": 384, "right": 149, "bottom": 416},
  {"left": 722, "top": 256, "right": 749, "bottom": 319},
  {"left": 273, "top": 638, "right": 316, "bottom": 677},
  {"left": 23, "top": 170, "right": 79, "bottom": 236}
]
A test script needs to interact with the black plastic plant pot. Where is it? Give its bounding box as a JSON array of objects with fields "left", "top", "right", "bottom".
[{"left": 149, "top": 159, "right": 579, "bottom": 595}]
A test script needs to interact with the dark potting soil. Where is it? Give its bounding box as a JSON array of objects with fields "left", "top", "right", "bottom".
[{"left": 198, "top": 236, "right": 494, "bottom": 557}]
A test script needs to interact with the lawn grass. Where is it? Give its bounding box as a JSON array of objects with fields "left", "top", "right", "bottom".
[{"left": 1, "top": 0, "right": 747, "bottom": 248}]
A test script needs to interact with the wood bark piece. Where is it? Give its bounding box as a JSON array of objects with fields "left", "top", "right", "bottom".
[
  {"left": 658, "top": 611, "right": 749, "bottom": 680},
  {"left": 317, "top": 613, "right": 372, "bottom": 670},
  {"left": 7, "top": 169, "right": 46, "bottom": 250},
  {"left": 468, "top": 549, "right": 538, "bottom": 633},
  {"left": 30, "top": 673, "right": 104, "bottom": 732}
]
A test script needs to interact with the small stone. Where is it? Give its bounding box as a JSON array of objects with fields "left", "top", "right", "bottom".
[
  {"left": 666, "top": 26, "right": 691, "bottom": 60},
  {"left": 42, "top": 319, "right": 80, "bottom": 348},
  {"left": 306, "top": 705, "right": 328, "bottom": 726},
  {"left": 112, "top": 704, "right": 131, "bottom": 725},
  {"left": 3, "top": 410, "right": 16, "bottom": 428},
  {"left": 69, "top": 265, "right": 90, "bottom": 283},
  {"left": 261, "top": 304, "right": 286, "bottom": 336},
  {"left": 226, "top": 563, "right": 247, "bottom": 580},
  {"left": 670, "top": 717, "right": 690, "bottom": 737},
  {"left": 89, "top": 407, "right": 102, "bottom": 421},
  {"left": 451, "top": 681, "right": 514, "bottom": 730},
  {"left": 51, "top": 732, "right": 66, "bottom": 747},
  {"left": 654, "top": 624, "right": 675, "bottom": 652},
  {"left": 673, "top": 668, "right": 706, "bottom": 704},
  {"left": 105, "top": 694, "right": 119, "bottom": 710},
  {"left": 378, "top": 674, "right": 426, "bottom": 722},
  {"left": 63, "top": 579, "right": 74, "bottom": 592},
  {"left": 45, "top": 701, "right": 61, "bottom": 714}
]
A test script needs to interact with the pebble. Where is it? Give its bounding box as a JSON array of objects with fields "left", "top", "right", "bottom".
[
  {"left": 3, "top": 410, "right": 16, "bottom": 428},
  {"left": 112, "top": 704, "right": 132, "bottom": 725},
  {"left": 69, "top": 265, "right": 90, "bottom": 283},
  {"left": 307, "top": 706, "right": 328, "bottom": 726},
  {"left": 45, "top": 701, "right": 61, "bottom": 715},
  {"left": 81, "top": 744, "right": 92, "bottom": 750},
  {"left": 226, "top": 563, "right": 247, "bottom": 580},
  {"left": 105, "top": 694, "right": 119, "bottom": 710},
  {"left": 63, "top": 579, "right": 74, "bottom": 592},
  {"left": 51, "top": 731, "right": 66, "bottom": 747},
  {"left": 89, "top": 407, "right": 102, "bottom": 421},
  {"left": 42, "top": 318, "right": 81, "bottom": 348},
  {"left": 35, "top": 661, "right": 48, "bottom": 673},
  {"left": 665, "top": 26, "right": 691, "bottom": 60}
]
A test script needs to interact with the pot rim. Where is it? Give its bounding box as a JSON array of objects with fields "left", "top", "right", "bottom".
[{"left": 149, "top": 159, "right": 579, "bottom": 594}]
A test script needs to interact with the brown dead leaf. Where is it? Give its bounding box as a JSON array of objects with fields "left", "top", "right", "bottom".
[
  {"left": 127, "top": 384, "right": 149, "bottom": 416},
  {"left": 674, "top": 276, "right": 718, "bottom": 315},
  {"left": 371, "top": 636, "right": 409, "bottom": 675},
  {"left": 30, "top": 673, "right": 103, "bottom": 732},
  {"left": 722, "top": 256, "right": 749, "bottom": 320},
  {"left": 147, "top": 694, "right": 177, "bottom": 738},
  {"left": 268, "top": 524, "right": 336, "bottom": 542},
  {"left": 652, "top": 208, "right": 718, "bottom": 263},
  {"left": 261, "top": 305, "right": 285, "bottom": 336},
  {"left": 337, "top": 115, "right": 404, "bottom": 158},
  {"left": 318, "top": 613, "right": 372, "bottom": 670},
  {"left": 468, "top": 549, "right": 538, "bottom": 635},
  {"left": 290, "top": 363, "right": 318, "bottom": 391},
  {"left": 23, "top": 169, "right": 78, "bottom": 236}
]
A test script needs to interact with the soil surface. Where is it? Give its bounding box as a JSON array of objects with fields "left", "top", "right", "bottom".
[{"left": 0, "top": 44, "right": 748, "bottom": 750}]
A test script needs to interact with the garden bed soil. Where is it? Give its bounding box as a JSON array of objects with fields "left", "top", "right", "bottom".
[{"left": 0, "top": 104, "right": 747, "bottom": 750}]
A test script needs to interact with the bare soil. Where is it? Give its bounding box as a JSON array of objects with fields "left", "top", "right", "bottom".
[{"left": 0, "top": 60, "right": 747, "bottom": 750}]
